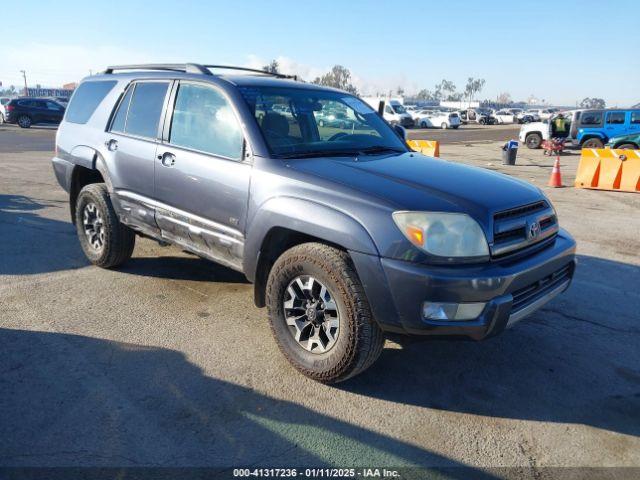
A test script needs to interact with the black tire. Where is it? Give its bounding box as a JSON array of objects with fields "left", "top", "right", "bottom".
[
  {"left": 17, "top": 115, "right": 32, "bottom": 128},
  {"left": 420, "top": 121, "right": 428, "bottom": 128},
  {"left": 266, "top": 243, "right": 385, "bottom": 383},
  {"left": 75, "top": 183, "right": 135, "bottom": 268},
  {"left": 479, "top": 118, "right": 486, "bottom": 125},
  {"left": 582, "top": 138, "right": 604, "bottom": 149},
  {"left": 616, "top": 143, "right": 637, "bottom": 150},
  {"left": 525, "top": 132, "right": 542, "bottom": 149},
  {"left": 452, "top": 125, "right": 459, "bottom": 129}
]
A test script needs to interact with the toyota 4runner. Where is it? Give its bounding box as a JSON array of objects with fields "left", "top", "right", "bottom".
[{"left": 52, "top": 64, "right": 576, "bottom": 383}]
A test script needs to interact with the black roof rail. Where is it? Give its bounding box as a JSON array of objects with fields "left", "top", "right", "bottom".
[
  {"left": 203, "top": 65, "right": 297, "bottom": 80},
  {"left": 103, "top": 63, "right": 299, "bottom": 81},
  {"left": 104, "top": 63, "right": 212, "bottom": 75}
]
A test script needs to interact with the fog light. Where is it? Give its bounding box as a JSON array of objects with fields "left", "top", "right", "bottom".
[{"left": 422, "top": 301, "right": 486, "bottom": 321}]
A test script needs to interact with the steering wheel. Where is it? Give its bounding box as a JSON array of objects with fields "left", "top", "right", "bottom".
[{"left": 328, "top": 132, "right": 349, "bottom": 142}]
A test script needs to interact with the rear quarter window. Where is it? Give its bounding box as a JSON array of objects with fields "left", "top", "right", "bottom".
[{"left": 65, "top": 80, "right": 117, "bottom": 124}]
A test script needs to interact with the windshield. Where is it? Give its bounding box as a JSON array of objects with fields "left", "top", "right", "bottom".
[
  {"left": 391, "top": 104, "right": 407, "bottom": 114},
  {"left": 239, "top": 86, "right": 408, "bottom": 157}
]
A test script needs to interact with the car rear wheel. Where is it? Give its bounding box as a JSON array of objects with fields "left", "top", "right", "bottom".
[
  {"left": 75, "top": 183, "right": 135, "bottom": 268},
  {"left": 441, "top": 122, "right": 448, "bottom": 129},
  {"left": 525, "top": 132, "right": 542, "bottom": 149},
  {"left": 266, "top": 243, "right": 385, "bottom": 383},
  {"left": 420, "top": 121, "right": 427, "bottom": 128},
  {"left": 17, "top": 115, "right": 32, "bottom": 128},
  {"left": 582, "top": 138, "right": 604, "bottom": 149},
  {"left": 616, "top": 143, "right": 637, "bottom": 150}
]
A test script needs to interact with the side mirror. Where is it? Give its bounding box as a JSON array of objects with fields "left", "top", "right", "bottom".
[{"left": 393, "top": 124, "right": 407, "bottom": 141}]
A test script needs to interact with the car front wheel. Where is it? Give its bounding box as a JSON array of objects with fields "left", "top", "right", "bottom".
[
  {"left": 266, "top": 243, "right": 385, "bottom": 383},
  {"left": 75, "top": 183, "right": 135, "bottom": 268},
  {"left": 525, "top": 132, "right": 542, "bottom": 149}
]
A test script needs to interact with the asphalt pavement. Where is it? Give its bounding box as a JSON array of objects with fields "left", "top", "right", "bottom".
[{"left": 1, "top": 124, "right": 639, "bottom": 474}]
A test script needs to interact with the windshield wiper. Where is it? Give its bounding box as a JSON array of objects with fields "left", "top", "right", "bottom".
[
  {"left": 357, "top": 146, "right": 406, "bottom": 155},
  {"left": 277, "top": 150, "right": 360, "bottom": 159},
  {"left": 276, "top": 146, "right": 405, "bottom": 159}
]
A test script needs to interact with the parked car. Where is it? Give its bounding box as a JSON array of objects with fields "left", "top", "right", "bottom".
[
  {"left": 459, "top": 108, "right": 495, "bottom": 125},
  {"left": 52, "top": 63, "right": 576, "bottom": 383},
  {"left": 524, "top": 109, "right": 541, "bottom": 122},
  {"left": 0, "top": 97, "right": 12, "bottom": 123},
  {"left": 362, "top": 97, "right": 414, "bottom": 128},
  {"left": 493, "top": 109, "right": 517, "bottom": 124},
  {"left": 519, "top": 110, "right": 583, "bottom": 149},
  {"left": 528, "top": 108, "right": 555, "bottom": 121},
  {"left": 316, "top": 108, "right": 356, "bottom": 129},
  {"left": 576, "top": 109, "right": 640, "bottom": 149},
  {"left": 605, "top": 132, "right": 640, "bottom": 149},
  {"left": 5, "top": 97, "right": 66, "bottom": 128},
  {"left": 414, "top": 110, "right": 460, "bottom": 129}
]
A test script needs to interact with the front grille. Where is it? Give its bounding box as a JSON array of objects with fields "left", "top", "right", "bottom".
[
  {"left": 491, "top": 201, "right": 558, "bottom": 258},
  {"left": 494, "top": 200, "right": 547, "bottom": 221},
  {"left": 512, "top": 263, "right": 573, "bottom": 311}
]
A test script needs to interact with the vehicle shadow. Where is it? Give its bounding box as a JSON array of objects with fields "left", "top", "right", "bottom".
[
  {"left": 119, "top": 256, "right": 249, "bottom": 284},
  {"left": 0, "top": 327, "right": 497, "bottom": 476},
  {"left": 341, "top": 254, "right": 640, "bottom": 439},
  {"left": 0, "top": 193, "right": 248, "bottom": 283},
  {"left": 0, "top": 194, "right": 88, "bottom": 275}
]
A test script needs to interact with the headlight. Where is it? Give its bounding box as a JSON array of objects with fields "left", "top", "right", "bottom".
[{"left": 392, "top": 212, "right": 489, "bottom": 258}]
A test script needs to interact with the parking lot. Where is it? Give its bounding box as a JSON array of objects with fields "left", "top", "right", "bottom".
[{"left": 1, "top": 123, "right": 639, "bottom": 473}]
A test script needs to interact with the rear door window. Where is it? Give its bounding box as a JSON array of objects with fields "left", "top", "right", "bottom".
[
  {"left": 110, "top": 86, "right": 134, "bottom": 133},
  {"left": 123, "top": 82, "right": 169, "bottom": 139},
  {"left": 580, "top": 111, "right": 603, "bottom": 126},
  {"left": 631, "top": 112, "right": 640, "bottom": 124},
  {"left": 65, "top": 80, "right": 116, "bottom": 124},
  {"left": 606, "top": 111, "right": 625, "bottom": 125}
]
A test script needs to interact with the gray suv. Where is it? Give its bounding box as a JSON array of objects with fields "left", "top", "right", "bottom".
[{"left": 52, "top": 64, "right": 576, "bottom": 383}]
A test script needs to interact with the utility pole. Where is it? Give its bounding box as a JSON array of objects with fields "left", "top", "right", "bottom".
[{"left": 20, "top": 70, "right": 28, "bottom": 97}]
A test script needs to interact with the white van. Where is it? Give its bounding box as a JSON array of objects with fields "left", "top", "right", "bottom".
[{"left": 362, "top": 97, "right": 414, "bottom": 128}]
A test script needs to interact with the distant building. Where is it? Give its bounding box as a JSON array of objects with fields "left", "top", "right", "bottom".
[{"left": 63, "top": 82, "right": 78, "bottom": 90}]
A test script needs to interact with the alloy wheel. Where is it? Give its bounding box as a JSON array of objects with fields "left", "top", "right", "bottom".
[
  {"left": 283, "top": 275, "right": 340, "bottom": 354},
  {"left": 82, "top": 202, "right": 106, "bottom": 251}
]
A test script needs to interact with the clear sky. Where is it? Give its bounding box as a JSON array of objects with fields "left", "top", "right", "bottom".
[{"left": 1, "top": 0, "right": 638, "bottom": 106}]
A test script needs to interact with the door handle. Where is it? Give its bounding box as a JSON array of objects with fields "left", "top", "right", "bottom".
[
  {"left": 105, "top": 139, "right": 118, "bottom": 151},
  {"left": 158, "top": 152, "right": 176, "bottom": 167}
]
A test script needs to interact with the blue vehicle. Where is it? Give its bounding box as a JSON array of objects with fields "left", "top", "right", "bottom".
[{"left": 577, "top": 109, "right": 640, "bottom": 149}]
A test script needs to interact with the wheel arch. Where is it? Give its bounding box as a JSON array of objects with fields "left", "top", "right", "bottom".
[{"left": 245, "top": 198, "right": 379, "bottom": 308}]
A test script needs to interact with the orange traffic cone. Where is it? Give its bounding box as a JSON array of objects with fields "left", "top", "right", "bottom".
[{"left": 548, "top": 156, "right": 563, "bottom": 187}]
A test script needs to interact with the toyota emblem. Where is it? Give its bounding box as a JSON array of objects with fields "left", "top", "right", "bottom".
[{"left": 529, "top": 221, "right": 540, "bottom": 239}]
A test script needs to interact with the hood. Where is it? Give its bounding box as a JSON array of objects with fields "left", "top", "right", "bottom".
[{"left": 289, "top": 152, "right": 543, "bottom": 222}]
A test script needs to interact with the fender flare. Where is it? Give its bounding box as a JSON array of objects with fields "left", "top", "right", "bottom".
[
  {"left": 69, "top": 145, "right": 114, "bottom": 192},
  {"left": 243, "top": 197, "right": 379, "bottom": 282}
]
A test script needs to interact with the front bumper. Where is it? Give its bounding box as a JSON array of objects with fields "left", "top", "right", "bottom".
[{"left": 350, "top": 228, "right": 576, "bottom": 340}]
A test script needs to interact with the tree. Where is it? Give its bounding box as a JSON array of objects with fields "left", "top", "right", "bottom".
[
  {"left": 464, "top": 77, "right": 486, "bottom": 102},
  {"left": 312, "top": 65, "right": 358, "bottom": 95},
  {"left": 579, "top": 97, "right": 606, "bottom": 109},
  {"left": 496, "top": 92, "right": 512, "bottom": 104},
  {"left": 262, "top": 60, "right": 280, "bottom": 74},
  {"left": 416, "top": 89, "right": 434, "bottom": 101}
]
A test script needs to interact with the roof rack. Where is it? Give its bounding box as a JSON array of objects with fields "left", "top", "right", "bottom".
[
  {"left": 104, "top": 63, "right": 211, "bottom": 75},
  {"left": 103, "top": 63, "right": 298, "bottom": 80},
  {"left": 204, "top": 65, "right": 297, "bottom": 80}
]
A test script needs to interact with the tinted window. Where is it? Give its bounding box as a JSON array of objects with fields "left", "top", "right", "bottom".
[
  {"left": 46, "top": 101, "right": 63, "bottom": 111},
  {"left": 125, "top": 82, "right": 169, "bottom": 139},
  {"left": 580, "top": 111, "right": 602, "bottom": 126},
  {"left": 170, "top": 83, "right": 243, "bottom": 159},
  {"left": 110, "top": 86, "right": 134, "bottom": 133},
  {"left": 65, "top": 80, "right": 116, "bottom": 124},
  {"left": 631, "top": 112, "right": 640, "bottom": 124},
  {"left": 606, "top": 112, "right": 625, "bottom": 125}
]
